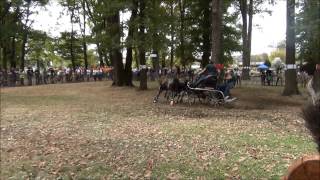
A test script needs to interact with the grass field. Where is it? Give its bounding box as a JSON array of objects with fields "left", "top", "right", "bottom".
[{"left": 0, "top": 81, "right": 317, "bottom": 179}]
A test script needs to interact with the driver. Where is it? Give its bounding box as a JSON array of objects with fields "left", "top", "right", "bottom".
[{"left": 193, "top": 61, "right": 218, "bottom": 88}]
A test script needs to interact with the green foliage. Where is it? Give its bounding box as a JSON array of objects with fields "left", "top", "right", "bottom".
[
  {"left": 0, "top": 0, "right": 49, "bottom": 69},
  {"left": 57, "top": 32, "right": 84, "bottom": 67},
  {"left": 26, "top": 30, "right": 47, "bottom": 66},
  {"left": 264, "top": 59, "right": 271, "bottom": 67},
  {"left": 270, "top": 49, "right": 285, "bottom": 63},
  {"left": 296, "top": 0, "right": 320, "bottom": 64}
]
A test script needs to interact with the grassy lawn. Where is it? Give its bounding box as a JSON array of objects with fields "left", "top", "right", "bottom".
[{"left": 0, "top": 81, "right": 317, "bottom": 179}]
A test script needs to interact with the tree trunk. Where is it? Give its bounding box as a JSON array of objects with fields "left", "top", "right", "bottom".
[
  {"left": 125, "top": 46, "right": 134, "bottom": 86},
  {"left": 10, "top": 36, "right": 16, "bottom": 68},
  {"left": 2, "top": 45, "right": 8, "bottom": 70},
  {"left": 283, "top": 0, "right": 299, "bottom": 95},
  {"left": 20, "top": 0, "right": 31, "bottom": 71},
  {"left": 152, "top": 50, "right": 159, "bottom": 78},
  {"left": 20, "top": 32, "right": 27, "bottom": 70},
  {"left": 247, "top": 0, "right": 253, "bottom": 68},
  {"left": 239, "top": 0, "right": 250, "bottom": 80},
  {"left": 96, "top": 43, "right": 104, "bottom": 66},
  {"left": 0, "top": 44, "right": 2, "bottom": 69},
  {"left": 170, "top": 0, "right": 174, "bottom": 70},
  {"left": 178, "top": 0, "right": 186, "bottom": 67},
  {"left": 201, "top": 1, "right": 211, "bottom": 68},
  {"left": 81, "top": 0, "right": 88, "bottom": 70},
  {"left": 161, "top": 51, "right": 166, "bottom": 68},
  {"left": 211, "top": 0, "right": 223, "bottom": 64},
  {"left": 70, "top": 2, "right": 76, "bottom": 72},
  {"left": 139, "top": 0, "right": 147, "bottom": 90},
  {"left": 70, "top": 27, "right": 76, "bottom": 72},
  {"left": 109, "top": 12, "right": 124, "bottom": 86},
  {"left": 134, "top": 48, "right": 139, "bottom": 69},
  {"left": 124, "top": 1, "right": 138, "bottom": 86}
]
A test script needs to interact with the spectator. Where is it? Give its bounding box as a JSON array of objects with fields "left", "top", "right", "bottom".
[
  {"left": 27, "top": 67, "right": 33, "bottom": 86},
  {"left": 35, "top": 68, "right": 41, "bottom": 85}
]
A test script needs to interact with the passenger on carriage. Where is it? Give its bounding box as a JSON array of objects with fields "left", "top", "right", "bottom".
[
  {"left": 192, "top": 61, "right": 218, "bottom": 88},
  {"left": 216, "top": 69, "right": 237, "bottom": 102}
]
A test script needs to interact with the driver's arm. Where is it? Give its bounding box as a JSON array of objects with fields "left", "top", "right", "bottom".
[{"left": 198, "top": 68, "right": 206, "bottom": 76}]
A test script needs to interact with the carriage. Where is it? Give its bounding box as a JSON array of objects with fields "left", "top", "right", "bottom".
[
  {"left": 181, "top": 82, "right": 227, "bottom": 106},
  {"left": 153, "top": 74, "right": 234, "bottom": 106}
]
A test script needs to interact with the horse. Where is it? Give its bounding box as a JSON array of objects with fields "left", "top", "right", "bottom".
[
  {"left": 283, "top": 71, "right": 320, "bottom": 179},
  {"left": 153, "top": 76, "right": 188, "bottom": 104}
]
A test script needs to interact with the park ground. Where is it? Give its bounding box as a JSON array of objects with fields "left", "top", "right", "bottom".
[{"left": 0, "top": 82, "right": 318, "bottom": 179}]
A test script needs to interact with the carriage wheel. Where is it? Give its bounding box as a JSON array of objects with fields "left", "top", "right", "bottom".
[
  {"left": 208, "top": 91, "right": 224, "bottom": 106},
  {"left": 187, "top": 93, "right": 197, "bottom": 106},
  {"left": 180, "top": 91, "right": 189, "bottom": 104}
]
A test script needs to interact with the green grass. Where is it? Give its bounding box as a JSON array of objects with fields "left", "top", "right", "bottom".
[{"left": 0, "top": 81, "right": 317, "bottom": 179}]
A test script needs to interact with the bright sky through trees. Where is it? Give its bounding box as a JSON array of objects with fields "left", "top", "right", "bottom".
[{"left": 30, "top": 0, "right": 286, "bottom": 55}]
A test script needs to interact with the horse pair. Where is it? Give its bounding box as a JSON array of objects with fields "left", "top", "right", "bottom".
[{"left": 153, "top": 77, "right": 189, "bottom": 104}]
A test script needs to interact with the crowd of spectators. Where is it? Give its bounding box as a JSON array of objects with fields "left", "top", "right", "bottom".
[{"left": 0, "top": 66, "right": 113, "bottom": 87}]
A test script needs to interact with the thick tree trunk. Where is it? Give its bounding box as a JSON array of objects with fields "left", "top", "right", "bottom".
[
  {"left": 201, "top": 0, "right": 212, "bottom": 67},
  {"left": 124, "top": 1, "right": 137, "bottom": 87},
  {"left": 125, "top": 46, "right": 133, "bottom": 86},
  {"left": 211, "top": 0, "right": 223, "bottom": 64},
  {"left": 109, "top": 12, "right": 124, "bottom": 86},
  {"left": 283, "top": 0, "right": 299, "bottom": 95},
  {"left": 139, "top": 0, "right": 147, "bottom": 90},
  {"left": 240, "top": 0, "right": 250, "bottom": 80},
  {"left": 201, "top": 2, "right": 211, "bottom": 68}
]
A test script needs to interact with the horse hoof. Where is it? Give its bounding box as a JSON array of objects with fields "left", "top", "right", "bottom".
[{"left": 153, "top": 100, "right": 157, "bottom": 103}]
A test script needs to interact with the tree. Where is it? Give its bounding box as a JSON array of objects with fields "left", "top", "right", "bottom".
[
  {"left": 124, "top": 0, "right": 138, "bottom": 86},
  {"left": 283, "top": 0, "right": 299, "bottom": 95},
  {"left": 26, "top": 30, "right": 48, "bottom": 68},
  {"left": 211, "top": 0, "right": 223, "bottom": 64},
  {"left": 236, "top": 0, "right": 275, "bottom": 79},
  {"left": 296, "top": 0, "right": 320, "bottom": 66},
  {"left": 296, "top": 0, "right": 319, "bottom": 98},
  {"left": 108, "top": 10, "right": 124, "bottom": 86},
  {"left": 138, "top": 0, "right": 147, "bottom": 90},
  {"left": 78, "top": 0, "right": 89, "bottom": 71},
  {"left": 0, "top": 0, "right": 48, "bottom": 70},
  {"left": 57, "top": 32, "right": 83, "bottom": 68}
]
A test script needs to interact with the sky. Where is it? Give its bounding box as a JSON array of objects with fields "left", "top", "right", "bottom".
[{"left": 30, "top": 0, "right": 287, "bottom": 55}]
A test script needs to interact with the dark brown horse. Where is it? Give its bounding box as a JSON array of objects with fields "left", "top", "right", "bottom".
[
  {"left": 153, "top": 76, "right": 188, "bottom": 104},
  {"left": 283, "top": 69, "right": 320, "bottom": 180}
]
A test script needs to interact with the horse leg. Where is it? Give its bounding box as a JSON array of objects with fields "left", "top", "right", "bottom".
[{"left": 153, "top": 88, "right": 163, "bottom": 103}]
